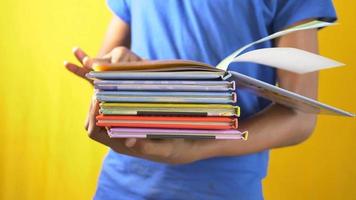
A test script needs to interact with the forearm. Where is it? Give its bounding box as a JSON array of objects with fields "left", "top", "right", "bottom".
[
  {"left": 196, "top": 104, "right": 317, "bottom": 160},
  {"left": 97, "top": 16, "right": 130, "bottom": 57},
  {"left": 74, "top": 20, "right": 322, "bottom": 165}
]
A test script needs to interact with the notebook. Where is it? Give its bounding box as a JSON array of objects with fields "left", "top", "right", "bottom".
[
  {"left": 94, "top": 80, "right": 235, "bottom": 91},
  {"left": 100, "top": 103, "right": 240, "bottom": 117},
  {"left": 96, "top": 91, "right": 237, "bottom": 104},
  {"left": 96, "top": 115, "right": 238, "bottom": 130},
  {"left": 87, "top": 71, "right": 227, "bottom": 80},
  {"left": 108, "top": 128, "right": 248, "bottom": 140}
]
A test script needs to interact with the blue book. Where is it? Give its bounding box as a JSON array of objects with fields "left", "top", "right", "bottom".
[
  {"left": 94, "top": 80, "right": 235, "bottom": 91},
  {"left": 96, "top": 92, "right": 237, "bottom": 104}
]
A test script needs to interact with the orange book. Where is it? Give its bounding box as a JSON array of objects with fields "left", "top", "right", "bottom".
[{"left": 96, "top": 115, "right": 238, "bottom": 130}]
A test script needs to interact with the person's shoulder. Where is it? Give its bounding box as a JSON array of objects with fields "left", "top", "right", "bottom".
[{"left": 272, "top": 0, "right": 336, "bottom": 32}]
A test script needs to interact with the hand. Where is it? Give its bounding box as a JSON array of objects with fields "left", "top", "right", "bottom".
[
  {"left": 65, "top": 47, "right": 207, "bottom": 164},
  {"left": 64, "top": 46, "right": 143, "bottom": 130},
  {"left": 64, "top": 47, "right": 93, "bottom": 84},
  {"left": 64, "top": 46, "right": 142, "bottom": 84},
  {"left": 87, "top": 99, "right": 206, "bottom": 164}
]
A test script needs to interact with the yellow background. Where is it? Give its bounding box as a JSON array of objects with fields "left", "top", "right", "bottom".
[{"left": 0, "top": 0, "right": 355, "bottom": 199}]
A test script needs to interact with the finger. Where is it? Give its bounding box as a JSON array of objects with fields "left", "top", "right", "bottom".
[
  {"left": 120, "top": 53, "right": 132, "bottom": 62},
  {"left": 72, "top": 47, "right": 88, "bottom": 64},
  {"left": 129, "top": 139, "right": 174, "bottom": 157},
  {"left": 110, "top": 47, "right": 134, "bottom": 63},
  {"left": 86, "top": 95, "right": 98, "bottom": 130},
  {"left": 83, "top": 57, "right": 111, "bottom": 69},
  {"left": 64, "top": 61, "right": 93, "bottom": 84},
  {"left": 129, "top": 52, "right": 142, "bottom": 62},
  {"left": 85, "top": 97, "right": 95, "bottom": 131},
  {"left": 111, "top": 51, "right": 126, "bottom": 63},
  {"left": 85, "top": 116, "right": 89, "bottom": 131},
  {"left": 102, "top": 52, "right": 112, "bottom": 59},
  {"left": 88, "top": 97, "right": 101, "bottom": 134},
  {"left": 82, "top": 57, "right": 93, "bottom": 69},
  {"left": 64, "top": 61, "right": 89, "bottom": 78},
  {"left": 125, "top": 138, "right": 137, "bottom": 148},
  {"left": 130, "top": 52, "right": 144, "bottom": 61}
]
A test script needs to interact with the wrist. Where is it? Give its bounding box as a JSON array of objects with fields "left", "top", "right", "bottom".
[{"left": 191, "top": 140, "right": 224, "bottom": 161}]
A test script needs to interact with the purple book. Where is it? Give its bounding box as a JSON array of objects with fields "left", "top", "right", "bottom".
[{"left": 108, "top": 128, "right": 248, "bottom": 140}]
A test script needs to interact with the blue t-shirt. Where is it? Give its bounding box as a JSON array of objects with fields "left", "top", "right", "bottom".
[{"left": 95, "top": 1, "right": 336, "bottom": 199}]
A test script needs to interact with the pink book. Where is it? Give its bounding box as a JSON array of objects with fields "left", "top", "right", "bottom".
[{"left": 108, "top": 128, "right": 248, "bottom": 140}]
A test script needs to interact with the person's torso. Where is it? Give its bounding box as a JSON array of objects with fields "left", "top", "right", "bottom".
[{"left": 96, "top": 1, "right": 277, "bottom": 199}]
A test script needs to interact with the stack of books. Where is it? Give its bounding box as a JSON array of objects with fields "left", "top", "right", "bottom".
[
  {"left": 83, "top": 21, "right": 355, "bottom": 142},
  {"left": 87, "top": 61, "right": 248, "bottom": 140}
]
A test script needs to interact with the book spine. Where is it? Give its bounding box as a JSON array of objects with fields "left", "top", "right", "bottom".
[
  {"left": 232, "top": 92, "right": 237, "bottom": 103},
  {"left": 232, "top": 118, "right": 238, "bottom": 129},
  {"left": 230, "top": 81, "right": 236, "bottom": 91},
  {"left": 233, "top": 106, "right": 240, "bottom": 117}
]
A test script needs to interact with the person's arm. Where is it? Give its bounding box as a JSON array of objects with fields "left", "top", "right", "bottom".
[
  {"left": 193, "top": 27, "right": 319, "bottom": 159},
  {"left": 113, "top": 25, "right": 320, "bottom": 164},
  {"left": 64, "top": 16, "right": 147, "bottom": 158},
  {"left": 64, "top": 16, "right": 139, "bottom": 82},
  {"left": 93, "top": 26, "right": 319, "bottom": 164},
  {"left": 97, "top": 16, "right": 131, "bottom": 56},
  {"left": 65, "top": 19, "right": 321, "bottom": 164}
]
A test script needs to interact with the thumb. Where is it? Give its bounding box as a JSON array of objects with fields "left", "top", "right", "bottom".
[
  {"left": 88, "top": 96, "right": 102, "bottom": 134},
  {"left": 83, "top": 57, "right": 111, "bottom": 69}
]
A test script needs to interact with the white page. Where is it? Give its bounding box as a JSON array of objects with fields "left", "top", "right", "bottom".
[
  {"left": 216, "top": 20, "right": 336, "bottom": 71},
  {"left": 229, "top": 71, "right": 355, "bottom": 117},
  {"left": 231, "top": 47, "right": 344, "bottom": 74}
]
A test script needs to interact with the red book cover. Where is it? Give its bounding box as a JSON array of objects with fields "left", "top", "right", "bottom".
[{"left": 96, "top": 115, "right": 238, "bottom": 130}]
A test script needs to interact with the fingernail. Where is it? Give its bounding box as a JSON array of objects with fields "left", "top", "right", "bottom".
[
  {"left": 63, "top": 60, "right": 69, "bottom": 66},
  {"left": 72, "top": 46, "right": 80, "bottom": 53},
  {"left": 125, "top": 138, "right": 137, "bottom": 148},
  {"left": 83, "top": 56, "right": 90, "bottom": 65}
]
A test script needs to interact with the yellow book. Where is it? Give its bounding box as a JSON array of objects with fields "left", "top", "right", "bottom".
[{"left": 100, "top": 103, "right": 240, "bottom": 117}]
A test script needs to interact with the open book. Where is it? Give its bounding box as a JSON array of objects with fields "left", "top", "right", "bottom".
[{"left": 88, "top": 21, "right": 355, "bottom": 117}]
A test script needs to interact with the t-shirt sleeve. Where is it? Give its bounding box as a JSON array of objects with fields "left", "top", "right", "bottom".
[
  {"left": 106, "top": 0, "right": 131, "bottom": 24},
  {"left": 272, "top": 0, "right": 337, "bottom": 32}
]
